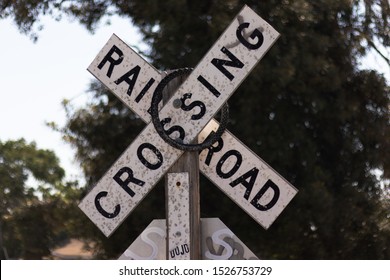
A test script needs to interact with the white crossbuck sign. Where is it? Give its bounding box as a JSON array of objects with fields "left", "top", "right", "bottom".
[{"left": 79, "top": 5, "right": 298, "bottom": 237}]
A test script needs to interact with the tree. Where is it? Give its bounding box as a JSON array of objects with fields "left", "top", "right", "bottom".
[
  {"left": 0, "top": 139, "right": 81, "bottom": 259},
  {"left": 1, "top": 0, "right": 389, "bottom": 259}
]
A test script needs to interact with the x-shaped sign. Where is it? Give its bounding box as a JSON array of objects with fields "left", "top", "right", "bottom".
[{"left": 79, "top": 5, "right": 298, "bottom": 237}]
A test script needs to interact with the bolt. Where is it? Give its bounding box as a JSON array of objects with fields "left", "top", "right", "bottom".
[{"left": 173, "top": 99, "right": 182, "bottom": 108}]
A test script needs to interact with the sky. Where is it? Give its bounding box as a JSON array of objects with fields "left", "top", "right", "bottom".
[
  {"left": 0, "top": 15, "right": 146, "bottom": 182},
  {"left": 0, "top": 14, "right": 389, "bottom": 184}
]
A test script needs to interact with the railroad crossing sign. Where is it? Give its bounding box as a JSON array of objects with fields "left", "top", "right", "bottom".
[{"left": 79, "top": 5, "right": 298, "bottom": 239}]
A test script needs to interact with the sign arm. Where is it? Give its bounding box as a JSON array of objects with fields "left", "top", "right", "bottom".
[{"left": 80, "top": 5, "right": 297, "bottom": 239}]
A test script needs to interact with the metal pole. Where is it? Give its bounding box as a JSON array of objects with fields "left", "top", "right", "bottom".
[{"left": 163, "top": 71, "right": 201, "bottom": 260}]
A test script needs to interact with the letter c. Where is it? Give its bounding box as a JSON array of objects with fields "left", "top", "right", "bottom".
[{"left": 94, "top": 191, "right": 120, "bottom": 219}]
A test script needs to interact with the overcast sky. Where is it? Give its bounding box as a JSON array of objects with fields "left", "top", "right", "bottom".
[
  {"left": 0, "top": 15, "right": 147, "bottom": 182},
  {"left": 0, "top": 15, "right": 388, "bottom": 183}
]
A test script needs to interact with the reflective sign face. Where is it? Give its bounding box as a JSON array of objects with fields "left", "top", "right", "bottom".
[
  {"left": 79, "top": 5, "right": 284, "bottom": 237},
  {"left": 198, "top": 120, "right": 298, "bottom": 229},
  {"left": 87, "top": 34, "right": 162, "bottom": 123}
]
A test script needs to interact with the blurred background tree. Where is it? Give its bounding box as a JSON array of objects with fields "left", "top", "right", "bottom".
[
  {"left": 0, "top": 139, "right": 82, "bottom": 259},
  {"left": 1, "top": 0, "right": 389, "bottom": 259}
]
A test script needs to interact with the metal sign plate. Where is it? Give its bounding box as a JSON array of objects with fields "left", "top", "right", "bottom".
[
  {"left": 199, "top": 120, "right": 298, "bottom": 229},
  {"left": 118, "top": 218, "right": 258, "bottom": 260},
  {"left": 153, "top": 5, "right": 280, "bottom": 145},
  {"left": 78, "top": 122, "right": 182, "bottom": 237},
  {"left": 87, "top": 34, "right": 162, "bottom": 123},
  {"left": 86, "top": 33, "right": 297, "bottom": 231},
  {"left": 79, "top": 5, "right": 280, "bottom": 237},
  {"left": 119, "top": 219, "right": 166, "bottom": 260}
]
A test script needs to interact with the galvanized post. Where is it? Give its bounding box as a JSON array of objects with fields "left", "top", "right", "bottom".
[{"left": 163, "top": 71, "right": 201, "bottom": 260}]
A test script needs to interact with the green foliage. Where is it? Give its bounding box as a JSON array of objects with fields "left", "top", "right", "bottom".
[
  {"left": 0, "top": 139, "right": 82, "bottom": 259},
  {"left": 1, "top": 0, "right": 389, "bottom": 259},
  {"left": 0, "top": 139, "right": 64, "bottom": 209}
]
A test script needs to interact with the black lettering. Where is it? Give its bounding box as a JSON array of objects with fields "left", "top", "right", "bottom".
[
  {"left": 94, "top": 191, "right": 120, "bottom": 219},
  {"left": 197, "top": 75, "right": 221, "bottom": 98},
  {"left": 230, "top": 167, "right": 259, "bottom": 200},
  {"left": 161, "top": 118, "right": 185, "bottom": 141},
  {"left": 180, "top": 93, "right": 206, "bottom": 120},
  {"left": 211, "top": 47, "right": 244, "bottom": 81},
  {"left": 203, "top": 137, "right": 224, "bottom": 166},
  {"left": 250, "top": 179, "right": 280, "bottom": 211},
  {"left": 113, "top": 167, "right": 145, "bottom": 197},
  {"left": 137, "top": 143, "right": 164, "bottom": 170},
  {"left": 183, "top": 244, "right": 189, "bottom": 253},
  {"left": 135, "top": 78, "right": 155, "bottom": 103},
  {"left": 236, "top": 22, "right": 264, "bottom": 50},
  {"left": 216, "top": 150, "right": 242, "bottom": 179},
  {"left": 114, "top": 65, "right": 141, "bottom": 96},
  {"left": 97, "top": 45, "right": 124, "bottom": 78}
]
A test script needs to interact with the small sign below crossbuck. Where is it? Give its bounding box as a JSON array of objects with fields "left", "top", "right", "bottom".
[
  {"left": 118, "top": 218, "right": 258, "bottom": 260},
  {"left": 79, "top": 5, "right": 298, "bottom": 237}
]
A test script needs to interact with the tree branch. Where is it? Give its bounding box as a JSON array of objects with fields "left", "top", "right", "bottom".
[{"left": 366, "top": 38, "right": 390, "bottom": 67}]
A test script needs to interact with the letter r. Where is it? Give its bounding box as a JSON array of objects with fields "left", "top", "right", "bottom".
[
  {"left": 113, "top": 167, "right": 145, "bottom": 197},
  {"left": 97, "top": 45, "right": 124, "bottom": 78}
]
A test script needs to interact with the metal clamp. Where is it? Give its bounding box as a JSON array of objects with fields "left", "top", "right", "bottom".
[{"left": 150, "top": 68, "right": 229, "bottom": 152}]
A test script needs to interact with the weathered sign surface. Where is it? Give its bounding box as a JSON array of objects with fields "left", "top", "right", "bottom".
[
  {"left": 199, "top": 120, "right": 297, "bottom": 229},
  {"left": 166, "top": 172, "right": 191, "bottom": 260},
  {"left": 118, "top": 218, "right": 258, "bottom": 260},
  {"left": 79, "top": 5, "right": 283, "bottom": 237}
]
